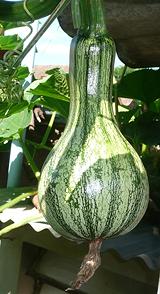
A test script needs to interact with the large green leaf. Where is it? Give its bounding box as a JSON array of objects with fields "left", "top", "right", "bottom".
[
  {"left": 38, "top": 96, "right": 69, "bottom": 118},
  {"left": 149, "top": 98, "right": 160, "bottom": 113},
  {"left": 114, "top": 66, "right": 136, "bottom": 81},
  {"left": 0, "top": 108, "right": 31, "bottom": 141},
  {"left": 31, "top": 68, "right": 70, "bottom": 102},
  {"left": 116, "top": 69, "right": 160, "bottom": 105},
  {"left": 0, "top": 34, "right": 22, "bottom": 50},
  {"left": 0, "top": 21, "right": 28, "bottom": 30},
  {"left": 0, "top": 100, "right": 29, "bottom": 118},
  {"left": 23, "top": 79, "right": 42, "bottom": 103},
  {"left": 0, "top": 0, "right": 61, "bottom": 22},
  {"left": 31, "top": 85, "right": 69, "bottom": 102},
  {"left": 25, "top": 69, "right": 70, "bottom": 118},
  {"left": 46, "top": 68, "right": 69, "bottom": 97}
]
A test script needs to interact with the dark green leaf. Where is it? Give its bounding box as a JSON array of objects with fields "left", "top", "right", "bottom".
[
  {"left": 26, "top": 71, "right": 70, "bottom": 117},
  {"left": 118, "top": 108, "right": 139, "bottom": 125},
  {"left": 116, "top": 69, "right": 160, "bottom": 104},
  {"left": 38, "top": 96, "right": 69, "bottom": 118},
  {"left": 0, "top": 141, "right": 10, "bottom": 152},
  {"left": 114, "top": 66, "right": 136, "bottom": 81},
  {"left": 149, "top": 99, "right": 160, "bottom": 113},
  {"left": 123, "top": 112, "right": 160, "bottom": 146}
]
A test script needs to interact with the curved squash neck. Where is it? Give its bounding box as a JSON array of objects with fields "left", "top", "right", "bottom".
[
  {"left": 72, "top": 0, "right": 106, "bottom": 36},
  {"left": 69, "top": 0, "right": 115, "bottom": 130}
]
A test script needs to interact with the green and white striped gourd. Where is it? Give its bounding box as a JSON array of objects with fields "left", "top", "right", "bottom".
[{"left": 38, "top": 0, "right": 149, "bottom": 289}]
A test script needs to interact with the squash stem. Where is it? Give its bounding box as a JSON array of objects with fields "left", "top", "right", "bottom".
[
  {"left": 66, "top": 238, "right": 102, "bottom": 291},
  {"left": 72, "top": 0, "right": 106, "bottom": 35}
]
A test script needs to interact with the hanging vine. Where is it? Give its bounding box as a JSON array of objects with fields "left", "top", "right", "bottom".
[{"left": 0, "top": 0, "right": 70, "bottom": 105}]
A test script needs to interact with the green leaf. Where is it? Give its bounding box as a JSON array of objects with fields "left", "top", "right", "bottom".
[
  {"left": 114, "top": 66, "right": 136, "bottom": 81},
  {"left": 16, "top": 66, "right": 30, "bottom": 80},
  {"left": 38, "top": 96, "right": 69, "bottom": 118},
  {"left": 25, "top": 71, "right": 70, "bottom": 118},
  {"left": 31, "top": 68, "right": 69, "bottom": 101},
  {"left": 123, "top": 112, "right": 160, "bottom": 146},
  {"left": 0, "top": 108, "right": 32, "bottom": 141},
  {"left": 0, "top": 101, "right": 29, "bottom": 118},
  {"left": 149, "top": 98, "right": 160, "bottom": 113},
  {"left": 0, "top": 34, "right": 22, "bottom": 50},
  {"left": 0, "top": 21, "right": 29, "bottom": 31},
  {"left": 45, "top": 67, "right": 69, "bottom": 97},
  {"left": 31, "top": 85, "right": 69, "bottom": 102},
  {"left": 116, "top": 69, "right": 160, "bottom": 104},
  {"left": 23, "top": 79, "right": 41, "bottom": 103},
  {"left": 0, "top": 141, "right": 10, "bottom": 152},
  {"left": 118, "top": 108, "right": 139, "bottom": 125}
]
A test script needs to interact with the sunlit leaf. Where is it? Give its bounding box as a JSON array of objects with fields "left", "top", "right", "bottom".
[
  {"left": 0, "top": 34, "right": 22, "bottom": 50},
  {"left": 0, "top": 108, "right": 31, "bottom": 141},
  {"left": 25, "top": 70, "right": 70, "bottom": 117},
  {"left": 16, "top": 66, "right": 30, "bottom": 80},
  {"left": 0, "top": 101, "right": 28, "bottom": 118},
  {"left": 0, "top": 21, "right": 28, "bottom": 31}
]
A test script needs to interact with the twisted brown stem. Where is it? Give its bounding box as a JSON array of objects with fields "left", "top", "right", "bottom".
[{"left": 66, "top": 238, "right": 102, "bottom": 291}]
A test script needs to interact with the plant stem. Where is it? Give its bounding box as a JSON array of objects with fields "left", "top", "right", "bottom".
[
  {"left": 26, "top": 140, "right": 51, "bottom": 151},
  {"left": 40, "top": 111, "right": 56, "bottom": 146},
  {"left": 0, "top": 213, "right": 42, "bottom": 237},
  {"left": 19, "top": 138, "right": 40, "bottom": 180},
  {"left": 0, "top": 190, "right": 37, "bottom": 213},
  {"left": 25, "top": 112, "right": 56, "bottom": 154}
]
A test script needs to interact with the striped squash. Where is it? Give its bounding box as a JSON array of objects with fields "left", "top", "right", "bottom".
[{"left": 38, "top": 0, "right": 149, "bottom": 289}]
